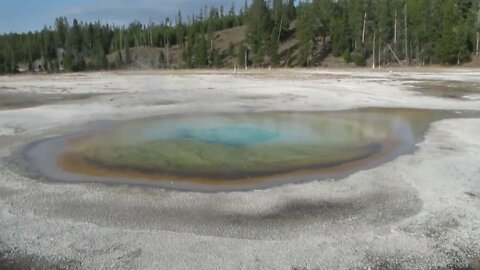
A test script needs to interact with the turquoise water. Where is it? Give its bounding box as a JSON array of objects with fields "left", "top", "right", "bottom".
[
  {"left": 23, "top": 108, "right": 457, "bottom": 191},
  {"left": 106, "top": 113, "right": 378, "bottom": 148},
  {"left": 61, "top": 111, "right": 414, "bottom": 180}
]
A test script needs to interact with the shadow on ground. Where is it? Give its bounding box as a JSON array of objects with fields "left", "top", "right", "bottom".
[{"left": 0, "top": 242, "right": 79, "bottom": 270}]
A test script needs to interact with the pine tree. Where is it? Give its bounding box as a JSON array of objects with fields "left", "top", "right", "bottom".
[
  {"left": 238, "top": 43, "right": 248, "bottom": 68},
  {"left": 212, "top": 48, "right": 222, "bottom": 67},
  {"left": 286, "top": 0, "right": 296, "bottom": 21},
  {"left": 68, "top": 19, "right": 83, "bottom": 55},
  {"left": 228, "top": 42, "right": 236, "bottom": 59},
  {"left": 331, "top": 6, "right": 350, "bottom": 57},
  {"left": 246, "top": 0, "right": 272, "bottom": 66},
  {"left": 158, "top": 51, "right": 166, "bottom": 68},
  {"left": 54, "top": 17, "right": 68, "bottom": 49},
  {"left": 1, "top": 0, "right": 480, "bottom": 72},
  {"left": 436, "top": 0, "right": 462, "bottom": 64},
  {"left": 124, "top": 41, "right": 131, "bottom": 64},
  {"left": 0, "top": 53, "right": 4, "bottom": 75},
  {"left": 272, "top": 0, "right": 285, "bottom": 41},
  {"left": 297, "top": 2, "right": 316, "bottom": 66},
  {"left": 194, "top": 35, "right": 208, "bottom": 67},
  {"left": 63, "top": 52, "right": 74, "bottom": 71},
  {"left": 267, "top": 29, "right": 279, "bottom": 66}
]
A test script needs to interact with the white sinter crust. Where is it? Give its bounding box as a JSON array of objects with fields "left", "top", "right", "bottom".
[{"left": 0, "top": 69, "right": 479, "bottom": 269}]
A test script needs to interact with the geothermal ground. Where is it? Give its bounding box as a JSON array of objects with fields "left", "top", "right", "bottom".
[{"left": 0, "top": 69, "right": 480, "bottom": 270}]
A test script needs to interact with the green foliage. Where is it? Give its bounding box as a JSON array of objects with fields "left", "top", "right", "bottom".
[
  {"left": 63, "top": 52, "right": 74, "bottom": 71},
  {"left": 64, "top": 52, "right": 86, "bottom": 72},
  {"left": 158, "top": 51, "right": 166, "bottom": 68},
  {"left": 297, "top": 3, "right": 316, "bottom": 67},
  {"left": 343, "top": 49, "right": 351, "bottom": 63},
  {"left": 436, "top": 0, "right": 473, "bottom": 64},
  {"left": 211, "top": 48, "right": 223, "bottom": 68},
  {"left": 124, "top": 42, "right": 131, "bottom": 64},
  {"left": 331, "top": 10, "right": 350, "bottom": 57},
  {"left": 47, "top": 60, "right": 58, "bottom": 72},
  {"left": 68, "top": 19, "right": 83, "bottom": 54},
  {"left": 246, "top": 0, "right": 272, "bottom": 66},
  {"left": 90, "top": 52, "right": 108, "bottom": 70},
  {"left": 227, "top": 42, "right": 236, "bottom": 58},
  {"left": 437, "top": 33, "right": 459, "bottom": 64},
  {"left": 76, "top": 58, "right": 86, "bottom": 71},
  {"left": 195, "top": 36, "right": 209, "bottom": 67},
  {"left": 54, "top": 17, "right": 68, "bottom": 48},
  {"left": 284, "top": 47, "right": 293, "bottom": 67},
  {"left": 0, "top": 0, "right": 479, "bottom": 73},
  {"left": 286, "top": 0, "right": 296, "bottom": 21},
  {"left": 0, "top": 4, "right": 245, "bottom": 73},
  {"left": 238, "top": 43, "right": 248, "bottom": 68},
  {"left": 267, "top": 29, "right": 279, "bottom": 66},
  {"left": 351, "top": 52, "right": 366, "bottom": 66}
]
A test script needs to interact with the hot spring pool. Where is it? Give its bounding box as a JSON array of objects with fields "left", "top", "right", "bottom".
[{"left": 23, "top": 108, "right": 459, "bottom": 191}]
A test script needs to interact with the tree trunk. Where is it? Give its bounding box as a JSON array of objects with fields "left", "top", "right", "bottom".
[
  {"left": 362, "top": 12, "right": 367, "bottom": 44},
  {"left": 166, "top": 36, "right": 170, "bottom": 69},
  {"left": 388, "top": 45, "right": 402, "bottom": 66},
  {"left": 404, "top": 4, "right": 408, "bottom": 64},
  {"left": 477, "top": 7, "right": 480, "bottom": 57},
  {"left": 244, "top": 45, "right": 248, "bottom": 70},
  {"left": 120, "top": 31, "right": 123, "bottom": 51},
  {"left": 378, "top": 32, "right": 381, "bottom": 68},
  {"left": 277, "top": 18, "right": 283, "bottom": 42},
  {"left": 372, "top": 32, "right": 376, "bottom": 69},
  {"left": 476, "top": 31, "right": 479, "bottom": 57},
  {"left": 394, "top": 10, "right": 397, "bottom": 46},
  {"left": 150, "top": 25, "right": 153, "bottom": 46}
]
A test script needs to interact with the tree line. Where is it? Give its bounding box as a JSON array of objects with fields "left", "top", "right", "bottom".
[
  {"left": 1, "top": 0, "right": 479, "bottom": 74},
  {"left": 293, "top": 0, "right": 480, "bottom": 67},
  {"left": 245, "top": 0, "right": 480, "bottom": 67},
  {"left": 0, "top": 3, "right": 245, "bottom": 74}
]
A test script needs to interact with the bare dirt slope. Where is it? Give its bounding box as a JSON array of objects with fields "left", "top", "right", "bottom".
[{"left": 109, "top": 26, "right": 247, "bottom": 68}]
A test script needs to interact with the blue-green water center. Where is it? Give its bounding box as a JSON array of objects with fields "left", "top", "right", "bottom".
[{"left": 23, "top": 108, "right": 459, "bottom": 191}]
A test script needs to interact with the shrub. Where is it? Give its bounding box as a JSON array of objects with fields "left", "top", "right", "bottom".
[
  {"left": 351, "top": 52, "right": 366, "bottom": 66},
  {"left": 342, "top": 49, "right": 351, "bottom": 63}
]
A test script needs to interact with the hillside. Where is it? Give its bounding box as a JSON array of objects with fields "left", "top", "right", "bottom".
[
  {"left": 3, "top": 0, "right": 480, "bottom": 74},
  {"left": 110, "top": 23, "right": 349, "bottom": 69},
  {"left": 110, "top": 26, "right": 248, "bottom": 69},
  {"left": 112, "top": 23, "right": 388, "bottom": 69}
]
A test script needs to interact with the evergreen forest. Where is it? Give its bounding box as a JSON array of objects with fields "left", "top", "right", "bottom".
[{"left": 1, "top": 0, "right": 479, "bottom": 74}]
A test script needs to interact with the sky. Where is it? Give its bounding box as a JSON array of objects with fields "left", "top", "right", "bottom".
[{"left": 0, "top": 0, "right": 243, "bottom": 34}]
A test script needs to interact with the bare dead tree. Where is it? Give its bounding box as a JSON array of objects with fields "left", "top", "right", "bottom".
[
  {"left": 372, "top": 32, "right": 376, "bottom": 69},
  {"left": 394, "top": 9, "right": 397, "bottom": 47},
  {"left": 362, "top": 12, "right": 367, "bottom": 44},
  {"left": 388, "top": 45, "right": 402, "bottom": 66},
  {"left": 404, "top": 4, "right": 408, "bottom": 63},
  {"left": 477, "top": 6, "right": 480, "bottom": 57},
  {"left": 277, "top": 18, "right": 283, "bottom": 42},
  {"left": 244, "top": 44, "right": 248, "bottom": 70},
  {"left": 378, "top": 28, "right": 382, "bottom": 68},
  {"left": 149, "top": 20, "right": 153, "bottom": 47},
  {"left": 164, "top": 35, "right": 170, "bottom": 69}
]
